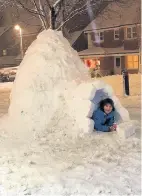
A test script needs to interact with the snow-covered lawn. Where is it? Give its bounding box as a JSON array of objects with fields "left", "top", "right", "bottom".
[{"left": 0, "top": 74, "right": 141, "bottom": 196}]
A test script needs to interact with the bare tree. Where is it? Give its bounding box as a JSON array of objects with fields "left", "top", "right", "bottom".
[{"left": 0, "top": 0, "right": 131, "bottom": 31}]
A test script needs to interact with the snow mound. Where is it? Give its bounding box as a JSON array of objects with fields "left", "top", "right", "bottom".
[
  {"left": 8, "top": 30, "right": 88, "bottom": 135},
  {"left": 117, "top": 120, "right": 138, "bottom": 139},
  {"left": 6, "top": 29, "right": 136, "bottom": 139}
]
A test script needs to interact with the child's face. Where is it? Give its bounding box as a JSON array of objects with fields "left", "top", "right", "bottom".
[{"left": 104, "top": 104, "right": 113, "bottom": 114}]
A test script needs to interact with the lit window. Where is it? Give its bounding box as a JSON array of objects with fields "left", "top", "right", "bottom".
[
  {"left": 3, "top": 50, "right": 7, "bottom": 56},
  {"left": 126, "top": 55, "right": 139, "bottom": 69},
  {"left": 114, "top": 29, "right": 119, "bottom": 40},
  {"left": 126, "top": 26, "right": 137, "bottom": 39}
]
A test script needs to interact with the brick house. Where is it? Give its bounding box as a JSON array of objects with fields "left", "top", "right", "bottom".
[{"left": 78, "top": 0, "right": 141, "bottom": 75}]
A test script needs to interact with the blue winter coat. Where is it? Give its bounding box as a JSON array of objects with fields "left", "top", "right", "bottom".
[{"left": 92, "top": 109, "right": 115, "bottom": 132}]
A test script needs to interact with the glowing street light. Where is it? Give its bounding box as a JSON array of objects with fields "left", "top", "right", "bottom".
[
  {"left": 15, "top": 25, "right": 20, "bottom": 31},
  {"left": 14, "top": 25, "right": 24, "bottom": 59}
]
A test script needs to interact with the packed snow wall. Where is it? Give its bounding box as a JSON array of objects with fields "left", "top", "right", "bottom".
[
  {"left": 8, "top": 29, "right": 135, "bottom": 138},
  {"left": 8, "top": 30, "right": 88, "bottom": 133}
]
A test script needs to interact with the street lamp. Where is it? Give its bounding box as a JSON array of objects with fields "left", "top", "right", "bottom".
[{"left": 14, "top": 25, "right": 24, "bottom": 59}]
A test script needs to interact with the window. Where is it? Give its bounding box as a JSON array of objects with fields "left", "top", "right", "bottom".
[
  {"left": 126, "top": 26, "right": 137, "bottom": 39},
  {"left": 93, "top": 31, "right": 104, "bottom": 42},
  {"left": 114, "top": 29, "right": 119, "bottom": 40},
  {"left": 3, "top": 50, "right": 7, "bottom": 56},
  {"left": 116, "top": 57, "right": 121, "bottom": 67},
  {"left": 126, "top": 55, "right": 139, "bottom": 69},
  {"left": 99, "top": 32, "right": 104, "bottom": 41}
]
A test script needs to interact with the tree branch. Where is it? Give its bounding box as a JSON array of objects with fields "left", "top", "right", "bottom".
[
  {"left": 45, "top": 0, "right": 52, "bottom": 10},
  {"left": 15, "top": 0, "right": 45, "bottom": 17},
  {"left": 32, "top": 0, "right": 47, "bottom": 29},
  {"left": 57, "top": 1, "right": 98, "bottom": 30},
  {"left": 53, "top": 0, "right": 62, "bottom": 8}
]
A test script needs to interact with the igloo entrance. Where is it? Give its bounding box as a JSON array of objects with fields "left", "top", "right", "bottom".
[
  {"left": 90, "top": 88, "right": 124, "bottom": 123},
  {"left": 68, "top": 80, "right": 131, "bottom": 135}
]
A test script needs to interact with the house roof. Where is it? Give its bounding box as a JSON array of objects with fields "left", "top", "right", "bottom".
[
  {"left": 85, "top": 0, "right": 141, "bottom": 32},
  {"left": 79, "top": 47, "right": 140, "bottom": 58}
]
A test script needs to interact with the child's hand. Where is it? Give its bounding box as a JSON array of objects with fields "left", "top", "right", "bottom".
[
  {"left": 109, "top": 126, "right": 116, "bottom": 132},
  {"left": 113, "top": 123, "right": 117, "bottom": 130}
]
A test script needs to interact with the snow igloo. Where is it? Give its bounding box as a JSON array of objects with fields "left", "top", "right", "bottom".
[
  {"left": 8, "top": 29, "right": 136, "bottom": 139},
  {"left": 65, "top": 80, "right": 135, "bottom": 137}
]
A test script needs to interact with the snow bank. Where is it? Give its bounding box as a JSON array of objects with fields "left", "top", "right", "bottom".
[
  {"left": 0, "top": 82, "right": 13, "bottom": 90},
  {"left": 99, "top": 74, "right": 141, "bottom": 96},
  {"left": 117, "top": 120, "right": 138, "bottom": 139}
]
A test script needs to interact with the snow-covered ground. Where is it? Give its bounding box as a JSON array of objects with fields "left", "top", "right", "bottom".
[
  {"left": 0, "top": 30, "right": 141, "bottom": 195},
  {"left": 0, "top": 83, "right": 12, "bottom": 117},
  {"left": 0, "top": 74, "right": 141, "bottom": 196}
]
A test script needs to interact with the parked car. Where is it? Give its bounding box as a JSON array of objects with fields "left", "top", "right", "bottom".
[
  {"left": 9, "top": 74, "right": 15, "bottom": 82},
  {"left": 1, "top": 75, "right": 9, "bottom": 82},
  {"left": 0, "top": 74, "right": 15, "bottom": 83}
]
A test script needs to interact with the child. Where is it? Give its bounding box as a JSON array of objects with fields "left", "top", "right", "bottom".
[{"left": 92, "top": 98, "right": 116, "bottom": 132}]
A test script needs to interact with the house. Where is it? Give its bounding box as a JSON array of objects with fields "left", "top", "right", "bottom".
[
  {"left": 0, "top": 7, "right": 41, "bottom": 68},
  {"left": 0, "top": 26, "right": 19, "bottom": 57},
  {"left": 0, "top": 56, "right": 18, "bottom": 68},
  {"left": 0, "top": 26, "right": 20, "bottom": 68},
  {"left": 78, "top": 0, "right": 141, "bottom": 75},
  {"left": 0, "top": 25, "right": 41, "bottom": 68}
]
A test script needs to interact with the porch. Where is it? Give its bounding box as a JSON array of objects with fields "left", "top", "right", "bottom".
[{"left": 79, "top": 47, "right": 140, "bottom": 75}]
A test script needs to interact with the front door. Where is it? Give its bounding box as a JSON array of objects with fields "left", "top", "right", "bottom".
[{"left": 114, "top": 57, "right": 121, "bottom": 75}]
